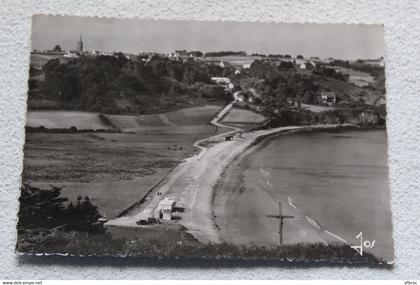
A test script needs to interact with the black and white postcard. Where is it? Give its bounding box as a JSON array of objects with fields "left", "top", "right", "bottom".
[{"left": 17, "top": 15, "right": 392, "bottom": 264}]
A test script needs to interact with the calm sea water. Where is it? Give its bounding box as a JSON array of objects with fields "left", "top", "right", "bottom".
[{"left": 244, "top": 129, "right": 393, "bottom": 261}]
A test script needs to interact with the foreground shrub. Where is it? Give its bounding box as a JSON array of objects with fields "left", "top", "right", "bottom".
[
  {"left": 17, "top": 186, "right": 384, "bottom": 265},
  {"left": 16, "top": 229, "right": 382, "bottom": 265},
  {"left": 17, "top": 184, "right": 104, "bottom": 233}
]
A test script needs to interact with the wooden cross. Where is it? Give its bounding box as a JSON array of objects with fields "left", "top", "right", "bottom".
[{"left": 267, "top": 202, "right": 294, "bottom": 245}]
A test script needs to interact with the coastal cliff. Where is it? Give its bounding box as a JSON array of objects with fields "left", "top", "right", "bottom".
[{"left": 265, "top": 106, "right": 386, "bottom": 128}]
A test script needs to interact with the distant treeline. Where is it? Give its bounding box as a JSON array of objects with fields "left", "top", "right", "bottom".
[
  {"left": 268, "top": 54, "right": 292, "bottom": 58},
  {"left": 204, "top": 51, "right": 247, "bottom": 57},
  {"left": 250, "top": 54, "right": 295, "bottom": 58}
]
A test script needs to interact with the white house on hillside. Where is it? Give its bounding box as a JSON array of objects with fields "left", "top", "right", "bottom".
[
  {"left": 211, "top": 77, "right": 231, "bottom": 85},
  {"left": 211, "top": 77, "right": 234, "bottom": 90},
  {"left": 318, "top": 90, "right": 337, "bottom": 106}
]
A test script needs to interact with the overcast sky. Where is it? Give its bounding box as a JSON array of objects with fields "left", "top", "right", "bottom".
[{"left": 31, "top": 15, "right": 385, "bottom": 60}]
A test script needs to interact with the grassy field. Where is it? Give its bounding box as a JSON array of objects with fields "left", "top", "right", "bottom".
[
  {"left": 165, "top": 105, "right": 222, "bottom": 125},
  {"left": 133, "top": 105, "right": 223, "bottom": 128},
  {"left": 320, "top": 77, "right": 382, "bottom": 105},
  {"left": 331, "top": 66, "right": 375, "bottom": 87},
  {"left": 22, "top": 105, "right": 227, "bottom": 218},
  {"left": 301, "top": 103, "right": 336, "bottom": 113},
  {"left": 221, "top": 107, "right": 267, "bottom": 124},
  {"left": 26, "top": 111, "right": 114, "bottom": 130},
  {"left": 30, "top": 53, "right": 71, "bottom": 69},
  {"left": 200, "top": 55, "right": 262, "bottom": 67},
  {"left": 27, "top": 99, "right": 60, "bottom": 109},
  {"left": 103, "top": 114, "right": 140, "bottom": 132},
  {"left": 104, "top": 105, "right": 224, "bottom": 132},
  {"left": 22, "top": 130, "right": 209, "bottom": 218},
  {"left": 32, "top": 172, "right": 167, "bottom": 219}
]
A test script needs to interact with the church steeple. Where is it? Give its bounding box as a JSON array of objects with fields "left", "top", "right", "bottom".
[{"left": 77, "top": 34, "right": 83, "bottom": 54}]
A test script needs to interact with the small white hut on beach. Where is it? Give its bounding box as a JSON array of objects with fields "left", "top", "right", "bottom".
[{"left": 153, "top": 197, "right": 176, "bottom": 221}]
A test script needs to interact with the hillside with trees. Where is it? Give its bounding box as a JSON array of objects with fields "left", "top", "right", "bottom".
[
  {"left": 31, "top": 54, "right": 231, "bottom": 114},
  {"left": 232, "top": 59, "right": 386, "bottom": 126},
  {"left": 28, "top": 53, "right": 386, "bottom": 126}
]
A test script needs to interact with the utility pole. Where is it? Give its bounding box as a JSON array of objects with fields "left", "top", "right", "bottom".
[{"left": 267, "top": 202, "right": 294, "bottom": 245}]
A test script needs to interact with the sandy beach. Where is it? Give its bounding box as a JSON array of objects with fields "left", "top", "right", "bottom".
[
  {"left": 213, "top": 142, "right": 331, "bottom": 247},
  {"left": 213, "top": 129, "right": 393, "bottom": 261}
]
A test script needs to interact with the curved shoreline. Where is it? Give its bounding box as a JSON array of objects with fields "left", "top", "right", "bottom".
[
  {"left": 177, "top": 124, "right": 357, "bottom": 242},
  {"left": 212, "top": 127, "right": 392, "bottom": 261},
  {"left": 211, "top": 124, "right": 360, "bottom": 246},
  {"left": 106, "top": 115, "right": 358, "bottom": 244},
  {"left": 105, "top": 88, "right": 361, "bottom": 239}
]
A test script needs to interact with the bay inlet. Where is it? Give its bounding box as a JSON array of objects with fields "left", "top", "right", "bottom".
[{"left": 213, "top": 129, "right": 393, "bottom": 262}]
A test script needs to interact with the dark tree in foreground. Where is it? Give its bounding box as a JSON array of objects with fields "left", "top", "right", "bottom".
[
  {"left": 17, "top": 184, "right": 103, "bottom": 233},
  {"left": 65, "top": 195, "right": 103, "bottom": 232},
  {"left": 18, "top": 184, "right": 68, "bottom": 229}
]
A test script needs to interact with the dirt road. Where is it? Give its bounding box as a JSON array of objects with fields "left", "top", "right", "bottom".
[
  {"left": 193, "top": 100, "right": 240, "bottom": 151},
  {"left": 105, "top": 94, "right": 242, "bottom": 240},
  {"left": 106, "top": 112, "right": 355, "bottom": 243},
  {"left": 105, "top": 89, "right": 359, "bottom": 243}
]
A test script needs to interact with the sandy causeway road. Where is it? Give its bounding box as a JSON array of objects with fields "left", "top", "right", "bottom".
[
  {"left": 105, "top": 94, "right": 357, "bottom": 243},
  {"left": 105, "top": 94, "right": 242, "bottom": 235}
]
